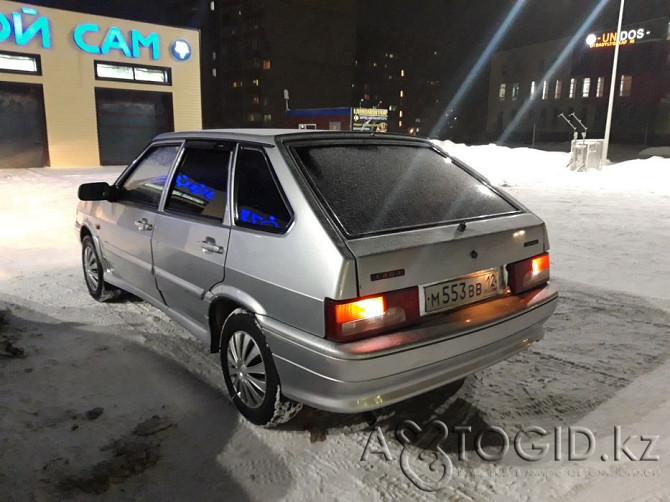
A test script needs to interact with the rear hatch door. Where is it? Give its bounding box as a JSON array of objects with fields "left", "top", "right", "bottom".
[{"left": 288, "top": 138, "right": 547, "bottom": 303}]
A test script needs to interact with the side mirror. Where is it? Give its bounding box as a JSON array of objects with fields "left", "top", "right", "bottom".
[{"left": 78, "top": 182, "right": 117, "bottom": 201}]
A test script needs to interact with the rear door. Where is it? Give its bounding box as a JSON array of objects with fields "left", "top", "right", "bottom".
[
  {"left": 152, "top": 140, "right": 233, "bottom": 326},
  {"left": 100, "top": 143, "right": 180, "bottom": 303}
]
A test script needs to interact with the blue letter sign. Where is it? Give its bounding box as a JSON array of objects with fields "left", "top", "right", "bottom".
[
  {"left": 131, "top": 30, "right": 159, "bottom": 60},
  {"left": 73, "top": 23, "right": 100, "bottom": 54},
  {"left": 100, "top": 27, "right": 132, "bottom": 58}
]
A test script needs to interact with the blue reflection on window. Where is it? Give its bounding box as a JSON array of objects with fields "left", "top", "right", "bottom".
[
  {"left": 239, "top": 208, "right": 279, "bottom": 228},
  {"left": 174, "top": 174, "right": 214, "bottom": 201}
]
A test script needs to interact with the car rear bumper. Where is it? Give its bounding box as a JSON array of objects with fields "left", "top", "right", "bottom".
[{"left": 260, "top": 284, "right": 558, "bottom": 413}]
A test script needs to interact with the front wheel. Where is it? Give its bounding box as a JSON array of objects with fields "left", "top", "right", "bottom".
[
  {"left": 81, "top": 235, "right": 120, "bottom": 302},
  {"left": 220, "top": 310, "right": 302, "bottom": 427}
]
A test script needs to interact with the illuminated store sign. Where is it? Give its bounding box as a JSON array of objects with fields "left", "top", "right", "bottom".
[
  {"left": 586, "top": 28, "right": 649, "bottom": 48},
  {"left": 0, "top": 7, "right": 50, "bottom": 48},
  {"left": 0, "top": 5, "right": 190, "bottom": 62},
  {"left": 74, "top": 24, "right": 160, "bottom": 59},
  {"left": 585, "top": 18, "right": 669, "bottom": 49}
]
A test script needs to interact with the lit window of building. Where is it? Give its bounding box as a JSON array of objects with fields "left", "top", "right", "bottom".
[
  {"left": 530, "top": 81, "right": 536, "bottom": 97},
  {"left": 596, "top": 77, "right": 605, "bottom": 97},
  {"left": 400, "top": 69, "right": 405, "bottom": 77},
  {"left": 619, "top": 75, "right": 632, "bottom": 97},
  {"left": 252, "top": 79, "right": 259, "bottom": 86},
  {"left": 262, "top": 59, "right": 271, "bottom": 70},
  {"left": 0, "top": 51, "right": 40, "bottom": 74},
  {"left": 511, "top": 83, "right": 519, "bottom": 100},
  {"left": 554, "top": 80, "right": 562, "bottom": 99},
  {"left": 542, "top": 80, "right": 549, "bottom": 100},
  {"left": 499, "top": 83, "right": 506, "bottom": 101},
  {"left": 399, "top": 90, "right": 404, "bottom": 98},
  {"left": 399, "top": 110, "right": 403, "bottom": 118},
  {"left": 569, "top": 78, "right": 576, "bottom": 98},
  {"left": 263, "top": 114, "right": 272, "bottom": 124},
  {"left": 582, "top": 77, "right": 591, "bottom": 98}
]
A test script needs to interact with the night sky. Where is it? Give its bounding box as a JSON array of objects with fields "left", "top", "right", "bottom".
[
  {"left": 19, "top": 0, "right": 670, "bottom": 138},
  {"left": 25, "top": 0, "right": 670, "bottom": 46}
]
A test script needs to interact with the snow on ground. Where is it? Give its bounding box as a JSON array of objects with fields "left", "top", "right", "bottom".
[{"left": 0, "top": 146, "right": 669, "bottom": 501}]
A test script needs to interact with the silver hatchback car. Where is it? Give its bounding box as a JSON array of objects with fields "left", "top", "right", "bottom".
[{"left": 76, "top": 130, "right": 558, "bottom": 426}]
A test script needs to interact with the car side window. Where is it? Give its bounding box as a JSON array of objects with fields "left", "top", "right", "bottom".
[
  {"left": 165, "top": 146, "right": 231, "bottom": 221},
  {"left": 119, "top": 145, "right": 180, "bottom": 209},
  {"left": 234, "top": 148, "right": 291, "bottom": 232}
]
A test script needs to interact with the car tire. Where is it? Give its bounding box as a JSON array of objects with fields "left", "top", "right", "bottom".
[
  {"left": 220, "top": 309, "right": 303, "bottom": 427},
  {"left": 81, "top": 235, "right": 121, "bottom": 302}
]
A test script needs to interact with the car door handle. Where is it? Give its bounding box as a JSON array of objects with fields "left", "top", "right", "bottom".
[
  {"left": 134, "top": 218, "right": 153, "bottom": 231},
  {"left": 200, "top": 238, "right": 224, "bottom": 254}
]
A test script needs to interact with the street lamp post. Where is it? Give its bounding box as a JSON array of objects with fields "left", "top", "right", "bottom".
[{"left": 601, "top": 0, "right": 625, "bottom": 167}]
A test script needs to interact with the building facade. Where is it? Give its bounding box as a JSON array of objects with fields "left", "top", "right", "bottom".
[
  {"left": 0, "top": 1, "right": 201, "bottom": 167},
  {"left": 487, "top": 17, "right": 670, "bottom": 145},
  {"left": 205, "top": 0, "right": 356, "bottom": 129}
]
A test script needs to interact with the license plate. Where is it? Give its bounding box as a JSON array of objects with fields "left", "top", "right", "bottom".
[{"left": 421, "top": 269, "right": 501, "bottom": 315}]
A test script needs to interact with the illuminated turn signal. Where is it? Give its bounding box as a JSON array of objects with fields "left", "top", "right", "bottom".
[
  {"left": 335, "top": 297, "right": 385, "bottom": 324},
  {"left": 532, "top": 254, "right": 550, "bottom": 275},
  {"left": 325, "top": 288, "right": 420, "bottom": 342},
  {"left": 507, "top": 252, "right": 550, "bottom": 295}
]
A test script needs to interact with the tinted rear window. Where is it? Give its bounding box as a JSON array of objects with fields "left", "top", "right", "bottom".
[{"left": 293, "top": 143, "right": 518, "bottom": 237}]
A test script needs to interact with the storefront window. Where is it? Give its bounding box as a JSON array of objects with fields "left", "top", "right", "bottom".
[
  {"left": 0, "top": 51, "right": 40, "bottom": 75},
  {"left": 95, "top": 62, "right": 171, "bottom": 85}
]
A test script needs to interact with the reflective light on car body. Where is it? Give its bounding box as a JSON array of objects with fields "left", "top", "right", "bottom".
[
  {"left": 476, "top": 185, "right": 494, "bottom": 196},
  {"left": 513, "top": 230, "right": 526, "bottom": 238}
]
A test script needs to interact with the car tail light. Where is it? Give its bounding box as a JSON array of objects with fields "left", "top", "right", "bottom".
[
  {"left": 325, "top": 287, "right": 420, "bottom": 341},
  {"left": 506, "top": 252, "right": 550, "bottom": 295}
]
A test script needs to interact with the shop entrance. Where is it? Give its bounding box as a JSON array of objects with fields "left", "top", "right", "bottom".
[
  {"left": 95, "top": 88, "right": 174, "bottom": 165},
  {"left": 0, "top": 82, "right": 49, "bottom": 168}
]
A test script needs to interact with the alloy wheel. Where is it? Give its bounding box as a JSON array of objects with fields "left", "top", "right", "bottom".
[{"left": 226, "top": 330, "right": 267, "bottom": 408}]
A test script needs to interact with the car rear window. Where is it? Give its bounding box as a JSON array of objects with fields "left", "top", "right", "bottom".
[{"left": 292, "top": 143, "right": 518, "bottom": 237}]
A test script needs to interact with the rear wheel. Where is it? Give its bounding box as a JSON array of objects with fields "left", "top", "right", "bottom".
[
  {"left": 81, "top": 235, "right": 120, "bottom": 302},
  {"left": 220, "top": 309, "right": 302, "bottom": 427}
]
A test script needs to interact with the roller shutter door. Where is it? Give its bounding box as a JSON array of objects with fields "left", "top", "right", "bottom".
[
  {"left": 0, "top": 82, "right": 49, "bottom": 168},
  {"left": 95, "top": 88, "right": 174, "bottom": 165}
]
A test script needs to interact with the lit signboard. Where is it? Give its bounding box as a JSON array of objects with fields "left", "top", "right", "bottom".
[
  {"left": 352, "top": 108, "right": 388, "bottom": 132},
  {"left": 0, "top": 5, "right": 191, "bottom": 62},
  {"left": 586, "top": 18, "right": 669, "bottom": 49}
]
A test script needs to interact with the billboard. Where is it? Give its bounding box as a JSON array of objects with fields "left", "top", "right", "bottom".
[{"left": 352, "top": 108, "right": 388, "bottom": 132}]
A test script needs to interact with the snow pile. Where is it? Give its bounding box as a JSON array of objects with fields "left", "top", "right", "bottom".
[{"left": 434, "top": 140, "right": 670, "bottom": 194}]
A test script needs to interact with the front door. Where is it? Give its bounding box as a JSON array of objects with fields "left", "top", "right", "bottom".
[
  {"left": 100, "top": 144, "right": 180, "bottom": 303},
  {"left": 152, "top": 141, "right": 233, "bottom": 326}
]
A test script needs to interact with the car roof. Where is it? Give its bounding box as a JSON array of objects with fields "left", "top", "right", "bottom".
[{"left": 153, "top": 129, "right": 430, "bottom": 146}]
